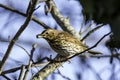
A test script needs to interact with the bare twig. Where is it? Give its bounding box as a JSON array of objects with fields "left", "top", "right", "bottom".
[
  {"left": 0, "top": 4, "right": 50, "bottom": 29},
  {"left": 0, "top": 0, "right": 38, "bottom": 74},
  {"left": 1, "top": 67, "right": 21, "bottom": 75},
  {"left": 15, "top": 43, "right": 30, "bottom": 57},
  {"left": 81, "top": 24, "right": 104, "bottom": 41},
  {"left": 1, "top": 75, "right": 11, "bottom": 80},
  {"left": 56, "top": 69, "right": 71, "bottom": 80},
  {"left": 23, "top": 43, "right": 37, "bottom": 80},
  {"left": 86, "top": 63, "right": 102, "bottom": 80},
  {"left": 81, "top": 53, "right": 120, "bottom": 58},
  {"left": 23, "top": 61, "right": 32, "bottom": 80},
  {"left": 79, "top": 18, "right": 85, "bottom": 35},
  {"left": 18, "top": 65, "right": 25, "bottom": 80},
  {"left": 1, "top": 37, "right": 32, "bottom": 60},
  {"left": 80, "top": 22, "right": 93, "bottom": 35},
  {"left": 31, "top": 43, "right": 37, "bottom": 59},
  {"left": 1, "top": 62, "right": 49, "bottom": 75}
]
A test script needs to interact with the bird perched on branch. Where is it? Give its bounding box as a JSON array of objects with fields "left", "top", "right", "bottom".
[{"left": 36, "top": 29, "right": 101, "bottom": 57}]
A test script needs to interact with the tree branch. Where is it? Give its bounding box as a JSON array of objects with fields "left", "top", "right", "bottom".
[
  {"left": 31, "top": 55, "right": 66, "bottom": 80},
  {"left": 1, "top": 52, "right": 119, "bottom": 76},
  {"left": 0, "top": 3, "right": 50, "bottom": 29},
  {"left": 18, "top": 65, "right": 25, "bottom": 80},
  {"left": 81, "top": 24, "right": 104, "bottom": 41},
  {"left": 23, "top": 43, "right": 37, "bottom": 80}
]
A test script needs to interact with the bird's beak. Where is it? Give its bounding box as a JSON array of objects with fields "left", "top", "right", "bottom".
[{"left": 36, "top": 34, "right": 42, "bottom": 38}]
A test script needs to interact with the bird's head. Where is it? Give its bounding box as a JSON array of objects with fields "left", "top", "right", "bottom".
[{"left": 36, "top": 29, "right": 60, "bottom": 41}]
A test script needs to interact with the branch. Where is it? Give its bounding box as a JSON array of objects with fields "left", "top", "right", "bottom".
[
  {"left": 1, "top": 62, "right": 49, "bottom": 75},
  {"left": 81, "top": 24, "right": 104, "bottom": 41},
  {"left": 0, "top": 0, "right": 38, "bottom": 74},
  {"left": 0, "top": 3, "right": 50, "bottom": 29},
  {"left": 1, "top": 36, "right": 36, "bottom": 61},
  {"left": 1, "top": 75, "right": 11, "bottom": 80},
  {"left": 1, "top": 53, "right": 119, "bottom": 76},
  {"left": 45, "top": 0, "right": 81, "bottom": 39},
  {"left": 86, "top": 63, "right": 102, "bottom": 80},
  {"left": 31, "top": 55, "right": 66, "bottom": 80},
  {"left": 23, "top": 43, "right": 37, "bottom": 80},
  {"left": 56, "top": 69, "right": 71, "bottom": 80},
  {"left": 23, "top": 61, "right": 32, "bottom": 80},
  {"left": 1, "top": 67, "right": 21, "bottom": 75},
  {"left": 18, "top": 65, "right": 25, "bottom": 80}
]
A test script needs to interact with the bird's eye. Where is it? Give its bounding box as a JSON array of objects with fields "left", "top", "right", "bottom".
[{"left": 45, "top": 32, "right": 48, "bottom": 34}]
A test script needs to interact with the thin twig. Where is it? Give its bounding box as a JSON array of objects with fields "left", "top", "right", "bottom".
[
  {"left": 0, "top": 4, "right": 50, "bottom": 29},
  {"left": 31, "top": 43, "right": 37, "bottom": 60},
  {"left": 86, "top": 63, "right": 102, "bottom": 80},
  {"left": 80, "top": 22, "right": 93, "bottom": 35},
  {"left": 23, "top": 61, "right": 32, "bottom": 80},
  {"left": 1, "top": 61, "right": 49, "bottom": 75},
  {"left": 1, "top": 75, "right": 11, "bottom": 80},
  {"left": 56, "top": 69, "right": 71, "bottom": 80},
  {"left": 0, "top": 0, "right": 38, "bottom": 74},
  {"left": 18, "top": 65, "right": 25, "bottom": 80},
  {"left": 80, "top": 53, "right": 120, "bottom": 58},
  {"left": 1, "top": 37, "right": 34, "bottom": 61},
  {"left": 81, "top": 24, "right": 104, "bottom": 41},
  {"left": 15, "top": 43, "right": 30, "bottom": 56},
  {"left": 79, "top": 19, "right": 85, "bottom": 35},
  {"left": 23, "top": 43, "right": 37, "bottom": 80},
  {"left": 1, "top": 67, "right": 21, "bottom": 75}
]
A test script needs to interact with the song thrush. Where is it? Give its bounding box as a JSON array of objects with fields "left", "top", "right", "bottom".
[{"left": 36, "top": 29, "right": 101, "bottom": 57}]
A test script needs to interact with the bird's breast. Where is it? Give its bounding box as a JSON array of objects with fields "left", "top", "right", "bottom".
[{"left": 48, "top": 39, "right": 85, "bottom": 57}]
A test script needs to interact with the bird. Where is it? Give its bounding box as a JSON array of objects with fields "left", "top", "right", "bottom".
[{"left": 36, "top": 29, "right": 101, "bottom": 57}]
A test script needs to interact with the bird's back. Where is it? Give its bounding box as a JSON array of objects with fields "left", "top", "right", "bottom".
[{"left": 49, "top": 31, "right": 86, "bottom": 57}]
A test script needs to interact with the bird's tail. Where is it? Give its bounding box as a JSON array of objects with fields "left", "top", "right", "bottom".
[{"left": 88, "top": 50, "right": 102, "bottom": 55}]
